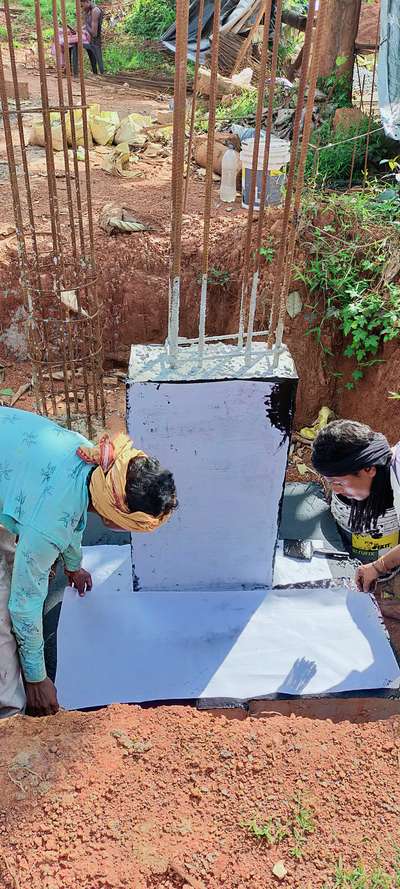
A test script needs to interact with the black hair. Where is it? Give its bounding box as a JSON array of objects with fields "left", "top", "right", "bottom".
[
  {"left": 312, "top": 420, "right": 393, "bottom": 533},
  {"left": 125, "top": 455, "right": 177, "bottom": 519}
]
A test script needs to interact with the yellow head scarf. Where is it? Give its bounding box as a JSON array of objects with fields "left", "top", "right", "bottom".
[{"left": 77, "top": 432, "right": 170, "bottom": 533}]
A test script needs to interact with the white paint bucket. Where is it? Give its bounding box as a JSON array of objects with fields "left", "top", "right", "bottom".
[{"left": 240, "top": 136, "right": 291, "bottom": 209}]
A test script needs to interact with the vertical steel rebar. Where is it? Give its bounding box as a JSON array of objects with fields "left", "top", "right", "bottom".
[
  {"left": 183, "top": 0, "right": 205, "bottom": 211},
  {"left": 266, "top": 0, "right": 316, "bottom": 349},
  {"left": 363, "top": 11, "right": 380, "bottom": 183},
  {"left": 244, "top": 0, "right": 283, "bottom": 361},
  {"left": 169, "top": 0, "right": 189, "bottom": 366},
  {"left": 198, "top": 0, "right": 221, "bottom": 360},
  {"left": 273, "top": 0, "right": 327, "bottom": 361},
  {"left": 0, "top": 0, "right": 105, "bottom": 436},
  {"left": 237, "top": 0, "right": 274, "bottom": 350}
]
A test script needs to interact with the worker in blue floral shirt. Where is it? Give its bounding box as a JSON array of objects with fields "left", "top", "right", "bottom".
[{"left": 0, "top": 407, "right": 176, "bottom": 718}]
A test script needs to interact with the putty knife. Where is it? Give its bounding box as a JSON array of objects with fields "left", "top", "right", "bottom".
[{"left": 283, "top": 539, "right": 349, "bottom": 562}]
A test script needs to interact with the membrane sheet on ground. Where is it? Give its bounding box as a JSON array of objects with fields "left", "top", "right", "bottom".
[{"left": 56, "top": 546, "right": 400, "bottom": 710}]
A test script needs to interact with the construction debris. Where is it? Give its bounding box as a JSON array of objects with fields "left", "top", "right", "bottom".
[{"left": 98, "top": 203, "right": 151, "bottom": 235}]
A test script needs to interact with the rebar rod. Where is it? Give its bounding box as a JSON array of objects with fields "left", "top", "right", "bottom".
[
  {"left": 266, "top": 0, "right": 316, "bottom": 349},
  {"left": 244, "top": 0, "right": 283, "bottom": 362},
  {"left": 52, "top": 0, "right": 80, "bottom": 415},
  {"left": 273, "top": 0, "right": 327, "bottom": 362},
  {"left": 169, "top": 0, "right": 189, "bottom": 366},
  {"left": 74, "top": 0, "right": 105, "bottom": 426},
  {"left": 2, "top": 0, "right": 49, "bottom": 414},
  {"left": 183, "top": 0, "right": 205, "bottom": 210},
  {"left": 363, "top": 11, "right": 380, "bottom": 183},
  {"left": 237, "top": 0, "right": 274, "bottom": 349},
  {"left": 198, "top": 0, "right": 221, "bottom": 360},
  {"left": 34, "top": 0, "right": 73, "bottom": 426}
]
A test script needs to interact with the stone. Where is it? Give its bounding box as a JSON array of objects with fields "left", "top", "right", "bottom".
[
  {"left": 286, "top": 291, "right": 302, "bottom": 318},
  {"left": 272, "top": 860, "right": 287, "bottom": 880}
]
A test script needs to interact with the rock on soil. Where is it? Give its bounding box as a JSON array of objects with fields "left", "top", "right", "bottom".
[{"left": 1, "top": 705, "right": 400, "bottom": 888}]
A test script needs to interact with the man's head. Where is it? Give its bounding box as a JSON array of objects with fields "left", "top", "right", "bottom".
[
  {"left": 312, "top": 420, "right": 378, "bottom": 500},
  {"left": 80, "top": 0, "right": 93, "bottom": 13},
  {"left": 82, "top": 432, "right": 177, "bottom": 533},
  {"left": 311, "top": 419, "right": 392, "bottom": 501}
]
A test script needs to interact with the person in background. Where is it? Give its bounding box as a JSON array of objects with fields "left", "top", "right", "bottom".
[
  {"left": 71, "top": 0, "right": 104, "bottom": 75},
  {"left": 311, "top": 419, "right": 400, "bottom": 617},
  {"left": 0, "top": 408, "right": 177, "bottom": 719}
]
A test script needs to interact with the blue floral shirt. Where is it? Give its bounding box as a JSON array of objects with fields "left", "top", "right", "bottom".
[{"left": 0, "top": 407, "right": 93, "bottom": 682}]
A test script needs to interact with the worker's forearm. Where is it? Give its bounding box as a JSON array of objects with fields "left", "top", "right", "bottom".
[
  {"left": 9, "top": 606, "right": 47, "bottom": 682},
  {"left": 373, "top": 544, "right": 400, "bottom": 574}
]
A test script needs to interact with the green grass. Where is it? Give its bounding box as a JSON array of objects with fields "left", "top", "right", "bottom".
[
  {"left": 124, "top": 0, "right": 175, "bottom": 41},
  {"left": 18, "top": 0, "right": 77, "bottom": 25},
  {"left": 324, "top": 854, "right": 400, "bottom": 888},
  {"left": 294, "top": 185, "right": 400, "bottom": 387},
  {"left": 242, "top": 796, "right": 315, "bottom": 860},
  {"left": 306, "top": 118, "right": 392, "bottom": 187}
]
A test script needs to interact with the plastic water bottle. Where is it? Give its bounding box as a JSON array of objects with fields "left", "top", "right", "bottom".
[{"left": 219, "top": 147, "right": 239, "bottom": 203}]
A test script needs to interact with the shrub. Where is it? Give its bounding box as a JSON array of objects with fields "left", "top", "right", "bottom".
[{"left": 125, "top": 0, "right": 175, "bottom": 41}]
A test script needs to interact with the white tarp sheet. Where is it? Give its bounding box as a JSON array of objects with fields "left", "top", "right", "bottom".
[{"left": 56, "top": 545, "right": 400, "bottom": 710}]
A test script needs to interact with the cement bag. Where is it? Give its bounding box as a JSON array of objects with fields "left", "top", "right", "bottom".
[
  {"left": 29, "top": 112, "right": 63, "bottom": 151},
  {"left": 65, "top": 108, "right": 92, "bottom": 149},
  {"left": 90, "top": 109, "right": 120, "bottom": 146},
  {"left": 114, "top": 112, "right": 152, "bottom": 147}
]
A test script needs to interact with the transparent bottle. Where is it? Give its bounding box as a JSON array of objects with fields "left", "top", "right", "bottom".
[{"left": 219, "top": 146, "right": 239, "bottom": 203}]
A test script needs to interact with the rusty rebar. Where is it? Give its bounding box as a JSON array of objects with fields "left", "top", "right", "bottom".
[
  {"left": 74, "top": 0, "right": 105, "bottom": 425},
  {"left": 273, "top": 0, "right": 328, "bottom": 357},
  {"left": 244, "top": 0, "right": 283, "bottom": 359},
  {"left": 2, "top": 1, "right": 49, "bottom": 414},
  {"left": 183, "top": 0, "right": 205, "bottom": 210},
  {"left": 198, "top": 0, "right": 221, "bottom": 358},
  {"left": 237, "top": 0, "right": 274, "bottom": 349},
  {"left": 169, "top": 0, "right": 189, "bottom": 364},
  {"left": 34, "top": 0, "right": 73, "bottom": 426},
  {"left": 0, "top": 0, "right": 105, "bottom": 436},
  {"left": 363, "top": 11, "right": 380, "bottom": 183},
  {"left": 267, "top": 0, "right": 317, "bottom": 349}
]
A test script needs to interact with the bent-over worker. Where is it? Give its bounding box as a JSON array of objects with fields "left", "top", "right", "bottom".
[
  {"left": 0, "top": 407, "right": 176, "bottom": 718},
  {"left": 312, "top": 419, "right": 400, "bottom": 616}
]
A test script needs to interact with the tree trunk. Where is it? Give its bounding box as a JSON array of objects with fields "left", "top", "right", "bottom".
[{"left": 317, "top": 0, "right": 362, "bottom": 85}]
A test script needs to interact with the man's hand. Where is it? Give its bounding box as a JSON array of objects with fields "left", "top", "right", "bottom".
[
  {"left": 25, "top": 678, "right": 59, "bottom": 717},
  {"left": 355, "top": 563, "right": 379, "bottom": 592},
  {"left": 65, "top": 568, "right": 93, "bottom": 597}
]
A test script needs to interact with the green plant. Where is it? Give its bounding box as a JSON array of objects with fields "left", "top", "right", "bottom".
[
  {"left": 242, "top": 816, "right": 289, "bottom": 845},
  {"left": 19, "top": 0, "right": 76, "bottom": 25},
  {"left": 306, "top": 118, "right": 390, "bottom": 187},
  {"left": 197, "top": 268, "right": 231, "bottom": 288},
  {"left": 215, "top": 90, "right": 258, "bottom": 125},
  {"left": 341, "top": 283, "right": 400, "bottom": 386},
  {"left": 259, "top": 245, "right": 275, "bottom": 263},
  {"left": 288, "top": 795, "right": 315, "bottom": 859},
  {"left": 0, "top": 24, "right": 7, "bottom": 40},
  {"left": 295, "top": 188, "right": 400, "bottom": 387},
  {"left": 324, "top": 856, "right": 400, "bottom": 888},
  {"left": 125, "top": 0, "right": 175, "bottom": 41},
  {"left": 242, "top": 796, "right": 315, "bottom": 858}
]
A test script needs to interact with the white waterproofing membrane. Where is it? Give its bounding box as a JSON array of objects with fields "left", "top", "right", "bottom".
[{"left": 56, "top": 545, "right": 400, "bottom": 710}]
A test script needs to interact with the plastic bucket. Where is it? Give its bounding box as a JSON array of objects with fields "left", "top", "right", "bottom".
[{"left": 240, "top": 136, "right": 290, "bottom": 209}]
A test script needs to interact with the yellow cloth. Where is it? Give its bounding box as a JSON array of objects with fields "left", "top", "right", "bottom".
[{"left": 78, "top": 433, "right": 169, "bottom": 533}]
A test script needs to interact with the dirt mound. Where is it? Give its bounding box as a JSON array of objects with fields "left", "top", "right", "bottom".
[{"left": 1, "top": 705, "right": 400, "bottom": 889}]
